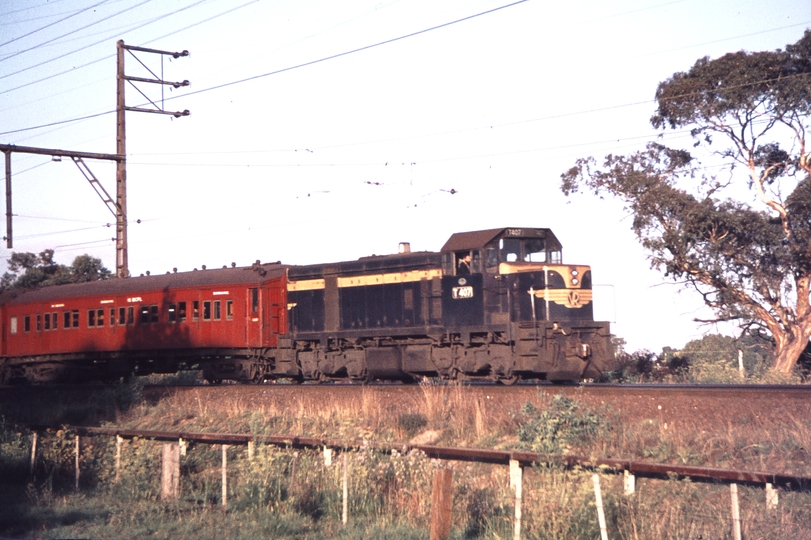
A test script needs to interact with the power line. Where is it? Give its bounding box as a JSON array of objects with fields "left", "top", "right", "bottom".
[
  {"left": 0, "top": 0, "right": 74, "bottom": 20},
  {"left": 0, "top": 0, "right": 529, "bottom": 134},
  {"left": 138, "top": 0, "right": 261, "bottom": 49},
  {"left": 0, "top": 109, "right": 115, "bottom": 136},
  {"left": 0, "top": 0, "right": 210, "bottom": 92},
  {"left": 179, "top": 0, "right": 531, "bottom": 100},
  {"left": 0, "top": 0, "right": 112, "bottom": 50},
  {"left": 1, "top": 5, "right": 806, "bottom": 158},
  {"left": 0, "top": 0, "right": 155, "bottom": 67}
]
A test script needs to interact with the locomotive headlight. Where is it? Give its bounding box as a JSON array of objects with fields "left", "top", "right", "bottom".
[
  {"left": 571, "top": 270, "right": 578, "bottom": 276},
  {"left": 572, "top": 278, "right": 579, "bottom": 285}
]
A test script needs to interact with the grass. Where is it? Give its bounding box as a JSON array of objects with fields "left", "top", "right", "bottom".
[{"left": 0, "top": 381, "right": 810, "bottom": 538}]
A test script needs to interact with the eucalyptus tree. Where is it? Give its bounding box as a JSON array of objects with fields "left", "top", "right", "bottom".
[{"left": 561, "top": 30, "right": 811, "bottom": 373}]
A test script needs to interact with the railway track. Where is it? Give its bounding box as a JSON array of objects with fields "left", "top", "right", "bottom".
[{"left": 2, "top": 381, "right": 809, "bottom": 401}]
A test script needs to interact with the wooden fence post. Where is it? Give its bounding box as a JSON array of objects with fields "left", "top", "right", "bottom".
[
  {"left": 592, "top": 474, "right": 608, "bottom": 540},
  {"left": 247, "top": 439, "right": 254, "bottom": 461},
  {"left": 29, "top": 431, "right": 37, "bottom": 476},
  {"left": 623, "top": 469, "right": 635, "bottom": 496},
  {"left": 509, "top": 459, "right": 523, "bottom": 540},
  {"left": 74, "top": 435, "right": 80, "bottom": 491},
  {"left": 766, "top": 482, "right": 778, "bottom": 509},
  {"left": 161, "top": 442, "right": 181, "bottom": 500},
  {"left": 323, "top": 447, "right": 333, "bottom": 467},
  {"left": 430, "top": 467, "right": 454, "bottom": 540},
  {"left": 730, "top": 483, "right": 741, "bottom": 540},
  {"left": 222, "top": 444, "right": 229, "bottom": 510},
  {"left": 342, "top": 451, "right": 349, "bottom": 526},
  {"left": 115, "top": 435, "right": 123, "bottom": 483},
  {"left": 289, "top": 451, "right": 299, "bottom": 498}
]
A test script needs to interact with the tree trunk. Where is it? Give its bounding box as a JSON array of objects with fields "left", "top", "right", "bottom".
[{"left": 773, "top": 333, "right": 809, "bottom": 373}]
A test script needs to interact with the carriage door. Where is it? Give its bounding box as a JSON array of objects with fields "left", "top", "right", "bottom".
[{"left": 247, "top": 288, "right": 261, "bottom": 346}]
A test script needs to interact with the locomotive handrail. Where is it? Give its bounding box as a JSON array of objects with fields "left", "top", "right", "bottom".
[{"left": 26, "top": 424, "right": 811, "bottom": 491}]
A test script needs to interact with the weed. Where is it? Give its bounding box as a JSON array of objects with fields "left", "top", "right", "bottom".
[
  {"left": 517, "top": 395, "right": 607, "bottom": 454},
  {"left": 397, "top": 413, "right": 428, "bottom": 438}
]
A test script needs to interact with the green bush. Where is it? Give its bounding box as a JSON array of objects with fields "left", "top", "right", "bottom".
[{"left": 517, "top": 395, "right": 606, "bottom": 454}]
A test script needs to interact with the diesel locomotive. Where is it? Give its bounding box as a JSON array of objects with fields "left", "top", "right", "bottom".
[{"left": 0, "top": 227, "right": 613, "bottom": 384}]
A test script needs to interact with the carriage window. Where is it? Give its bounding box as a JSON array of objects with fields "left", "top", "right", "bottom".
[
  {"left": 119, "top": 306, "right": 135, "bottom": 325},
  {"left": 24, "top": 315, "right": 30, "bottom": 332},
  {"left": 36, "top": 314, "right": 42, "bottom": 332},
  {"left": 110, "top": 308, "right": 115, "bottom": 326},
  {"left": 168, "top": 303, "right": 177, "bottom": 323},
  {"left": 178, "top": 302, "right": 187, "bottom": 322},
  {"left": 44, "top": 314, "right": 50, "bottom": 331},
  {"left": 203, "top": 301, "right": 211, "bottom": 321},
  {"left": 52, "top": 312, "right": 58, "bottom": 330},
  {"left": 213, "top": 300, "right": 221, "bottom": 321},
  {"left": 10, "top": 316, "right": 17, "bottom": 334},
  {"left": 72, "top": 310, "right": 79, "bottom": 328},
  {"left": 88, "top": 309, "right": 104, "bottom": 327},
  {"left": 139, "top": 306, "right": 150, "bottom": 324},
  {"left": 150, "top": 305, "right": 159, "bottom": 323},
  {"left": 193, "top": 301, "right": 200, "bottom": 321},
  {"left": 64, "top": 311, "right": 71, "bottom": 329},
  {"left": 226, "top": 300, "right": 233, "bottom": 320},
  {"left": 250, "top": 289, "right": 259, "bottom": 314}
]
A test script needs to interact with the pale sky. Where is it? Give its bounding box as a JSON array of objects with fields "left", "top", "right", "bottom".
[{"left": 2, "top": 0, "right": 810, "bottom": 352}]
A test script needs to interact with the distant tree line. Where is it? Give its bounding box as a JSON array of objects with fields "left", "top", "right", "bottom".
[{"left": 608, "top": 334, "right": 808, "bottom": 383}]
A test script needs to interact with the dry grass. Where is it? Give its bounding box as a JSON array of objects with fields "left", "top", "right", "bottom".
[{"left": 2, "top": 382, "right": 810, "bottom": 538}]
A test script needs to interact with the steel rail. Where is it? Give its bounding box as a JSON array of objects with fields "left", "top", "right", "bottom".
[{"left": 29, "top": 424, "right": 811, "bottom": 491}]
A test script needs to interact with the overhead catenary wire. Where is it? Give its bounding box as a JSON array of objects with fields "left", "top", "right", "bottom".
[
  {"left": 0, "top": 0, "right": 112, "bottom": 49},
  {"left": 0, "top": 0, "right": 156, "bottom": 68},
  {"left": 0, "top": 0, "right": 531, "bottom": 134}
]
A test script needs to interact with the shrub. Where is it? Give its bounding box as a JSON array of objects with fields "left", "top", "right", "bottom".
[{"left": 517, "top": 395, "right": 606, "bottom": 454}]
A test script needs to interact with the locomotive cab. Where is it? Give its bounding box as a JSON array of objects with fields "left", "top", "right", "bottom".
[
  {"left": 440, "top": 227, "right": 611, "bottom": 381},
  {"left": 440, "top": 227, "right": 595, "bottom": 325}
]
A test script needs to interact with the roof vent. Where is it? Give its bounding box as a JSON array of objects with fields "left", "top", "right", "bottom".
[
  {"left": 399, "top": 242, "right": 411, "bottom": 254},
  {"left": 173, "top": 268, "right": 177, "bottom": 273},
  {"left": 202, "top": 265, "right": 206, "bottom": 270}
]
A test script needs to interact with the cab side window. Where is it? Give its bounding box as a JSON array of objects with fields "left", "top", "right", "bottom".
[
  {"left": 456, "top": 251, "right": 472, "bottom": 276},
  {"left": 485, "top": 248, "right": 499, "bottom": 272}
]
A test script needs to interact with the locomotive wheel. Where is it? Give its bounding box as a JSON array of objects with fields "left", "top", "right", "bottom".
[{"left": 497, "top": 374, "right": 520, "bottom": 385}]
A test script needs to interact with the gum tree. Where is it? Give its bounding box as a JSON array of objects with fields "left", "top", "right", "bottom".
[
  {"left": 561, "top": 30, "right": 811, "bottom": 373},
  {"left": 0, "top": 250, "right": 111, "bottom": 291}
]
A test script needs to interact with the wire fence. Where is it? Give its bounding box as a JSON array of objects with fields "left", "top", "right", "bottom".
[{"left": 21, "top": 424, "right": 811, "bottom": 540}]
